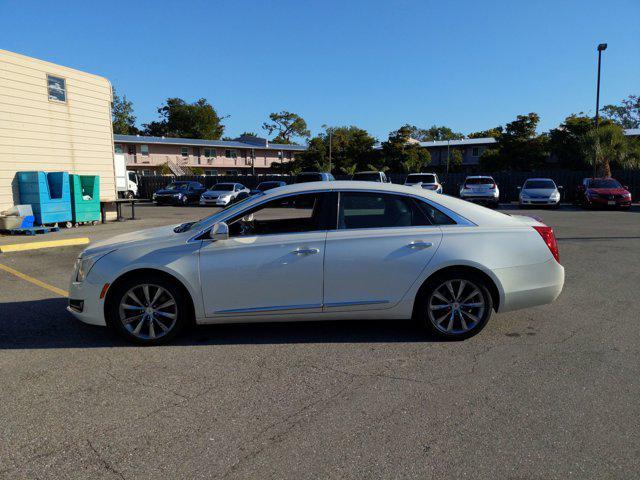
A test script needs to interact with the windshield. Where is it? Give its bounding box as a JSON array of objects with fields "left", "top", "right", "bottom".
[
  {"left": 296, "top": 173, "right": 322, "bottom": 183},
  {"left": 210, "top": 184, "right": 234, "bottom": 191},
  {"left": 175, "top": 193, "right": 263, "bottom": 233},
  {"left": 589, "top": 179, "right": 622, "bottom": 189},
  {"left": 465, "top": 177, "right": 494, "bottom": 186},
  {"left": 165, "top": 183, "right": 189, "bottom": 191},
  {"left": 406, "top": 174, "right": 436, "bottom": 183},
  {"left": 257, "top": 182, "right": 281, "bottom": 191},
  {"left": 353, "top": 173, "right": 381, "bottom": 181},
  {"left": 524, "top": 180, "right": 556, "bottom": 189}
]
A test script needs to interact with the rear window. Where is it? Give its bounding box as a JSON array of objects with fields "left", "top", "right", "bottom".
[
  {"left": 588, "top": 179, "right": 622, "bottom": 189},
  {"left": 353, "top": 172, "right": 381, "bottom": 182},
  {"left": 465, "top": 177, "right": 494, "bottom": 186},
  {"left": 211, "top": 184, "right": 234, "bottom": 191},
  {"left": 524, "top": 180, "right": 556, "bottom": 189},
  {"left": 296, "top": 173, "right": 322, "bottom": 183},
  {"left": 406, "top": 174, "right": 436, "bottom": 184}
]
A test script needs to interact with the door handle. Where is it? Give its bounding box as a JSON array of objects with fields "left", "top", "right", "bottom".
[
  {"left": 292, "top": 248, "right": 320, "bottom": 255},
  {"left": 407, "top": 241, "right": 433, "bottom": 250}
]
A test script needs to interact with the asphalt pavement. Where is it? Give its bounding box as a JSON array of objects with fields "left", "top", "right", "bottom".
[{"left": 0, "top": 203, "right": 639, "bottom": 479}]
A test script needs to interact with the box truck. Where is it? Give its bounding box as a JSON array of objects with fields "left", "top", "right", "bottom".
[{"left": 114, "top": 153, "right": 139, "bottom": 199}]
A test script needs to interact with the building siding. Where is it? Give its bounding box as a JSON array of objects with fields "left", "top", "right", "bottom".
[{"left": 0, "top": 49, "right": 116, "bottom": 211}]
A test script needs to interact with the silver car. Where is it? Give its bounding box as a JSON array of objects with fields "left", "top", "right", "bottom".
[
  {"left": 518, "top": 178, "right": 561, "bottom": 208},
  {"left": 404, "top": 173, "right": 442, "bottom": 194},
  {"left": 459, "top": 176, "right": 499, "bottom": 207},
  {"left": 200, "top": 183, "right": 250, "bottom": 206}
]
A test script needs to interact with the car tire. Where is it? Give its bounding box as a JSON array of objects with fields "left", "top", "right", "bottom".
[
  {"left": 416, "top": 270, "right": 493, "bottom": 341},
  {"left": 125, "top": 191, "right": 135, "bottom": 199},
  {"left": 105, "top": 274, "right": 189, "bottom": 345},
  {"left": 181, "top": 196, "right": 189, "bottom": 206}
]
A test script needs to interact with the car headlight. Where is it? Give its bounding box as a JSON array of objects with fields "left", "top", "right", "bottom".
[
  {"left": 75, "top": 250, "right": 114, "bottom": 282},
  {"left": 152, "top": 193, "right": 157, "bottom": 199},
  {"left": 220, "top": 195, "right": 231, "bottom": 201},
  {"left": 623, "top": 192, "right": 631, "bottom": 198},
  {"left": 551, "top": 191, "right": 560, "bottom": 199}
]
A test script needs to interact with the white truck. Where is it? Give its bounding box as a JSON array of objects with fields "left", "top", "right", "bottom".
[{"left": 114, "top": 153, "right": 139, "bottom": 199}]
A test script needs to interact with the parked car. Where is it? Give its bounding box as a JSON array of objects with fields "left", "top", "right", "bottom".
[
  {"left": 295, "top": 172, "right": 335, "bottom": 183},
  {"left": 575, "top": 177, "right": 632, "bottom": 209},
  {"left": 351, "top": 171, "right": 390, "bottom": 183},
  {"left": 518, "top": 178, "right": 562, "bottom": 208},
  {"left": 250, "top": 180, "right": 287, "bottom": 195},
  {"left": 152, "top": 181, "right": 205, "bottom": 205},
  {"left": 404, "top": 173, "right": 442, "bottom": 193},
  {"left": 68, "top": 181, "right": 564, "bottom": 345},
  {"left": 200, "top": 183, "right": 250, "bottom": 206},
  {"left": 459, "top": 176, "right": 499, "bottom": 207}
]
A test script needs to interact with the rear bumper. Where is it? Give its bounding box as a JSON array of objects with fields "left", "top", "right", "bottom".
[
  {"left": 461, "top": 195, "right": 499, "bottom": 204},
  {"left": 493, "top": 259, "right": 564, "bottom": 313}
]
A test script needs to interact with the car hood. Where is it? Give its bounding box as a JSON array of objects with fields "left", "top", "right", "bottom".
[
  {"left": 203, "top": 191, "right": 230, "bottom": 196},
  {"left": 522, "top": 188, "right": 557, "bottom": 197},
  {"left": 155, "top": 189, "right": 182, "bottom": 195},
  {"left": 588, "top": 188, "right": 628, "bottom": 195},
  {"left": 81, "top": 224, "right": 182, "bottom": 257}
]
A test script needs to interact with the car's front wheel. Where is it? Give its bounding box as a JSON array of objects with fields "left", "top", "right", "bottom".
[
  {"left": 417, "top": 271, "right": 493, "bottom": 340},
  {"left": 106, "top": 275, "right": 188, "bottom": 345}
]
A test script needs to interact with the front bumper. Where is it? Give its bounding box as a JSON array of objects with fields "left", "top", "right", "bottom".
[
  {"left": 520, "top": 198, "right": 559, "bottom": 206},
  {"left": 154, "top": 195, "right": 182, "bottom": 204},
  {"left": 67, "top": 278, "right": 108, "bottom": 326},
  {"left": 200, "top": 197, "right": 231, "bottom": 206},
  {"left": 586, "top": 196, "right": 632, "bottom": 208}
]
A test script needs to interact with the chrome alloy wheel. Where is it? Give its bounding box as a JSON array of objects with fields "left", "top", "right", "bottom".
[
  {"left": 118, "top": 284, "right": 178, "bottom": 340},
  {"left": 427, "top": 279, "right": 486, "bottom": 335}
]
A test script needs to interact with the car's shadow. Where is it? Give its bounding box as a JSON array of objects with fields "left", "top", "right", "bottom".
[{"left": 0, "top": 298, "right": 434, "bottom": 349}]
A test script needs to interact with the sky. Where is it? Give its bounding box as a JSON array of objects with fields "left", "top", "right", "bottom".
[{"left": 1, "top": 0, "right": 638, "bottom": 141}]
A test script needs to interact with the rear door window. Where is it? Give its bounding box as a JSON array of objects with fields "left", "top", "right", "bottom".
[{"left": 338, "top": 192, "right": 431, "bottom": 229}]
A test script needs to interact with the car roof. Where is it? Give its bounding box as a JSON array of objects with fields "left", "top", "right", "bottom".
[
  {"left": 524, "top": 178, "right": 554, "bottom": 182},
  {"left": 241, "top": 181, "right": 520, "bottom": 227},
  {"left": 465, "top": 175, "right": 493, "bottom": 179}
]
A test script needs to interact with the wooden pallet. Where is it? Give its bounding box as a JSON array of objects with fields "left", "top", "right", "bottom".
[{"left": 0, "top": 226, "right": 60, "bottom": 236}]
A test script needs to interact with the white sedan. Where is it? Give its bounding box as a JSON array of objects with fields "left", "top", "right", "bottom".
[
  {"left": 68, "top": 181, "right": 564, "bottom": 345},
  {"left": 199, "top": 183, "right": 250, "bottom": 206}
]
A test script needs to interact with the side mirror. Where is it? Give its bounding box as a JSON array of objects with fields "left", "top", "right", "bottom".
[
  {"left": 558, "top": 186, "right": 564, "bottom": 190},
  {"left": 517, "top": 186, "right": 522, "bottom": 190},
  {"left": 209, "top": 222, "right": 229, "bottom": 241},
  {"left": 623, "top": 185, "right": 630, "bottom": 190}
]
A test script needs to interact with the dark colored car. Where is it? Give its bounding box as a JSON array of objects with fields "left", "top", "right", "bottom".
[
  {"left": 575, "top": 177, "right": 632, "bottom": 209},
  {"left": 153, "top": 181, "right": 206, "bottom": 205},
  {"left": 295, "top": 172, "right": 335, "bottom": 183},
  {"left": 250, "top": 180, "right": 287, "bottom": 195}
]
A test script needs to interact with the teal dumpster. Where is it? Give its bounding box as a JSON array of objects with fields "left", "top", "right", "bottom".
[
  {"left": 70, "top": 174, "right": 100, "bottom": 224},
  {"left": 17, "top": 171, "right": 72, "bottom": 226}
]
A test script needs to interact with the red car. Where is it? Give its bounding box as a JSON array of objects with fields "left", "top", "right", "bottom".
[{"left": 575, "top": 177, "right": 632, "bottom": 209}]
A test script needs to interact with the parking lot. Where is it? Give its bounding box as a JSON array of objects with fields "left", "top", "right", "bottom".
[{"left": 1, "top": 202, "right": 639, "bottom": 479}]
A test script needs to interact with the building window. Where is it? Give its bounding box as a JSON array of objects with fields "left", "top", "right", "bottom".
[
  {"left": 204, "top": 170, "right": 218, "bottom": 176},
  {"left": 225, "top": 170, "right": 238, "bottom": 176},
  {"left": 181, "top": 147, "right": 189, "bottom": 157},
  {"left": 472, "top": 147, "right": 484, "bottom": 157},
  {"left": 204, "top": 148, "right": 216, "bottom": 158},
  {"left": 140, "top": 170, "right": 151, "bottom": 176},
  {"left": 114, "top": 144, "right": 124, "bottom": 154},
  {"left": 47, "top": 75, "right": 67, "bottom": 102},
  {"left": 140, "top": 144, "right": 149, "bottom": 156},
  {"left": 225, "top": 149, "right": 238, "bottom": 159}
]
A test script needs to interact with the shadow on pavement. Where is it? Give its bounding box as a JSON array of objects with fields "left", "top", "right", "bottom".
[{"left": 0, "top": 298, "right": 432, "bottom": 349}]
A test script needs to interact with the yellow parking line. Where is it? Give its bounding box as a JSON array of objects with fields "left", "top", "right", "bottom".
[
  {"left": 0, "top": 237, "right": 89, "bottom": 253},
  {"left": 0, "top": 263, "right": 68, "bottom": 297}
]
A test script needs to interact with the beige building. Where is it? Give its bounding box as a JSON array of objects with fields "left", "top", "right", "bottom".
[
  {"left": 0, "top": 49, "right": 116, "bottom": 211},
  {"left": 115, "top": 134, "right": 306, "bottom": 176}
]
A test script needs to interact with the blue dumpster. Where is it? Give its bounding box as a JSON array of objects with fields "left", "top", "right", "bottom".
[{"left": 17, "top": 171, "right": 72, "bottom": 226}]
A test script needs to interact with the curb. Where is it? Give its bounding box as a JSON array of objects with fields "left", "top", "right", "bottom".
[{"left": 0, "top": 237, "right": 90, "bottom": 253}]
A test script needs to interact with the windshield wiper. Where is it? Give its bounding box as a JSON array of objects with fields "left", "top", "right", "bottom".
[{"left": 173, "top": 222, "right": 195, "bottom": 233}]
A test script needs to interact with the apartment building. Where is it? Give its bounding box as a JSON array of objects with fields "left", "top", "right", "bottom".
[{"left": 114, "top": 134, "right": 307, "bottom": 176}]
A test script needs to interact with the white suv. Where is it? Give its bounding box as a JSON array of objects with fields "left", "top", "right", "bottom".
[
  {"left": 459, "top": 176, "right": 500, "bottom": 208},
  {"left": 404, "top": 173, "right": 443, "bottom": 194}
]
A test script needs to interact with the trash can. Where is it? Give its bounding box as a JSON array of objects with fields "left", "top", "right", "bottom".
[
  {"left": 17, "top": 171, "right": 72, "bottom": 226},
  {"left": 70, "top": 174, "right": 100, "bottom": 224}
]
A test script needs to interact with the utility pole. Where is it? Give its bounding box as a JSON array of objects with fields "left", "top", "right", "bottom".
[
  {"left": 594, "top": 43, "right": 607, "bottom": 179},
  {"left": 446, "top": 139, "right": 450, "bottom": 176}
]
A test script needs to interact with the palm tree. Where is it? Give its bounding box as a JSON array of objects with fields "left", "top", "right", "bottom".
[{"left": 581, "top": 124, "right": 638, "bottom": 177}]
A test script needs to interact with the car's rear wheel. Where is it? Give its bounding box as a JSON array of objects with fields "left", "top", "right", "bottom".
[
  {"left": 106, "top": 275, "right": 188, "bottom": 345},
  {"left": 417, "top": 271, "right": 493, "bottom": 340}
]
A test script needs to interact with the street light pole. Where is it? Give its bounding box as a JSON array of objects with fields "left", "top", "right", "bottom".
[
  {"left": 446, "top": 139, "right": 450, "bottom": 176},
  {"left": 328, "top": 131, "right": 332, "bottom": 173},
  {"left": 594, "top": 43, "right": 607, "bottom": 179}
]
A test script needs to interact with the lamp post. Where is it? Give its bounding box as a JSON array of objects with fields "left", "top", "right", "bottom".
[
  {"left": 594, "top": 43, "right": 607, "bottom": 179},
  {"left": 446, "top": 139, "right": 451, "bottom": 176},
  {"left": 322, "top": 124, "right": 332, "bottom": 173}
]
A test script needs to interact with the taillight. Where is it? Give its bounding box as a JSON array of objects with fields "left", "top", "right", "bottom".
[
  {"left": 490, "top": 182, "right": 497, "bottom": 189},
  {"left": 533, "top": 226, "right": 560, "bottom": 263}
]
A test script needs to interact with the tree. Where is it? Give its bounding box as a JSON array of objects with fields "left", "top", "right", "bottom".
[
  {"left": 381, "top": 125, "right": 431, "bottom": 173},
  {"left": 602, "top": 95, "right": 640, "bottom": 129},
  {"left": 468, "top": 127, "right": 502, "bottom": 139},
  {"left": 111, "top": 89, "right": 138, "bottom": 135},
  {"left": 262, "top": 111, "right": 310, "bottom": 144},
  {"left": 581, "top": 123, "right": 640, "bottom": 177},
  {"left": 143, "top": 98, "right": 225, "bottom": 139},
  {"left": 294, "top": 126, "right": 376, "bottom": 174},
  {"left": 159, "top": 162, "right": 173, "bottom": 175},
  {"left": 549, "top": 114, "right": 616, "bottom": 169},
  {"left": 237, "top": 131, "right": 259, "bottom": 138},
  {"left": 405, "top": 125, "right": 464, "bottom": 141},
  {"left": 448, "top": 149, "right": 463, "bottom": 173},
  {"left": 488, "top": 113, "right": 548, "bottom": 171}
]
